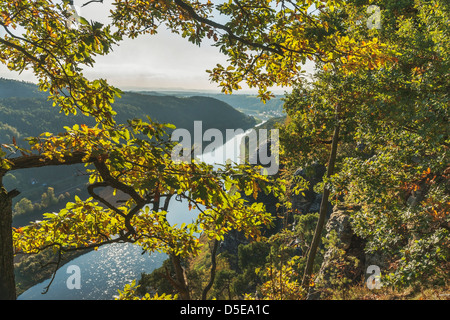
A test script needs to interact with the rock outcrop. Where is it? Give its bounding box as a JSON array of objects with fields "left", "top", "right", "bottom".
[
  {"left": 311, "top": 205, "right": 390, "bottom": 298},
  {"left": 314, "top": 206, "right": 366, "bottom": 290}
]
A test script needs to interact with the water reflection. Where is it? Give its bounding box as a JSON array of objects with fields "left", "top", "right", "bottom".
[{"left": 18, "top": 243, "right": 167, "bottom": 300}]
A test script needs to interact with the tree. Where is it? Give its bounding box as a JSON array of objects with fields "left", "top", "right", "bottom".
[
  {"left": 0, "top": 149, "right": 99, "bottom": 299},
  {"left": 111, "top": 0, "right": 393, "bottom": 100},
  {"left": 0, "top": 0, "right": 122, "bottom": 124},
  {"left": 3, "top": 0, "right": 445, "bottom": 301},
  {"left": 109, "top": 0, "right": 397, "bottom": 295},
  {"left": 279, "top": 69, "right": 357, "bottom": 290},
  {"left": 1, "top": 0, "right": 386, "bottom": 300},
  {"left": 280, "top": 0, "right": 449, "bottom": 291},
  {"left": 329, "top": 0, "right": 449, "bottom": 288},
  {"left": 0, "top": 184, "right": 19, "bottom": 299},
  {"left": 0, "top": 0, "right": 277, "bottom": 300},
  {"left": 1, "top": 0, "right": 124, "bottom": 297},
  {"left": 13, "top": 197, "right": 34, "bottom": 217},
  {"left": 4, "top": 119, "right": 278, "bottom": 300}
]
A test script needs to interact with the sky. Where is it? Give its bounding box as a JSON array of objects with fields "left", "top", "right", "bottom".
[{"left": 0, "top": 0, "right": 314, "bottom": 94}]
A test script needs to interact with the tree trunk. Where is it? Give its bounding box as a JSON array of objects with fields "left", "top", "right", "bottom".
[
  {"left": 0, "top": 176, "right": 19, "bottom": 300},
  {"left": 201, "top": 239, "right": 219, "bottom": 300},
  {"left": 0, "top": 153, "right": 97, "bottom": 300},
  {"left": 301, "top": 124, "right": 340, "bottom": 291},
  {"left": 170, "top": 254, "right": 190, "bottom": 300}
]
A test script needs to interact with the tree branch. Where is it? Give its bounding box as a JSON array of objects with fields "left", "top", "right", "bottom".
[
  {"left": 7, "top": 151, "right": 97, "bottom": 172},
  {"left": 94, "top": 160, "right": 144, "bottom": 202},
  {"left": 41, "top": 244, "right": 62, "bottom": 294},
  {"left": 82, "top": 0, "right": 103, "bottom": 7},
  {"left": 0, "top": 36, "right": 55, "bottom": 81},
  {"left": 87, "top": 182, "right": 127, "bottom": 218},
  {"left": 201, "top": 239, "right": 219, "bottom": 300},
  {"left": 173, "top": 0, "right": 286, "bottom": 56}
]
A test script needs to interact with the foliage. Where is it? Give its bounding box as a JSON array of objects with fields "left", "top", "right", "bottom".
[
  {"left": 256, "top": 256, "right": 306, "bottom": 300},
  {"left": 2, "top": 0, "right": 449, "bottom": 300},
  {"left": 137, "top": 258, "right": 178, "bottom": 297},
  {"left": 280, "top": 0, "right": 449, "bottom": 289},
  {"left": 212, "top": 268, "right": 238, "bottom": 300},
  {"left": 0, "top": 78, "right": 257, "bottom": 223},
  {"left": 14, "top": 246, "right": 89, "bottom": 296},
  {"left": 0, "top": 2, "right": 278, "bottom": 294},
  {"left": 115, "top": 280, "right": 178, "bottom": 300},
  {"left": 111, "top": 0, "right": 395, "bottom": 100},
  {"left": 10, "top": 118, "right": 279, "bottom": 298},
  {"left": 0, "top": 0, "right": 122, "bottom": 124}
]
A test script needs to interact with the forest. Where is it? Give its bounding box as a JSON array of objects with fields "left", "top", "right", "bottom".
[{"left": 0, "top": 0, "right": 448, "bottom": 301}]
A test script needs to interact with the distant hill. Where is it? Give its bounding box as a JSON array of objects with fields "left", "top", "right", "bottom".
[
  {"left": 0, "top": 78, "right": 47, "bottom": 99},
  {"left": 0, "top": 78, "right": 256, "bottom": 143},
  {"left": 113, "top": 91, "right": 256, "bottom": 136},
  {"left": 137, "top": 90, "right": 286, "bottom": 120}
]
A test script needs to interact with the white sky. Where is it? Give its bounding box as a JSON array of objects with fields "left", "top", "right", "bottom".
[{"left": 0, "top": 0, "right": 314, "bottom": 93}]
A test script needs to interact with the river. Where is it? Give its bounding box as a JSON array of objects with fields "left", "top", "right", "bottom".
[{"left": 18, "top": 125, "right": 257, "bottom": 300}]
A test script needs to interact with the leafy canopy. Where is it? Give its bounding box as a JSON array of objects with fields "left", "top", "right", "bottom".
[
  {"left": 111, "top": 0, "right": 395, "bottom": 100},
  {"left": 280, "top": 0, "right": 449, "bottom": 288},
  {"left": 12, "top": 118, "right": 280, "bottom": 266}
]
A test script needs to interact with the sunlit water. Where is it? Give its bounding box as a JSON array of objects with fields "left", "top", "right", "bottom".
[
  {"left": 18, "top": 126, "right": 257, "bottom": 300},
  {"left": 18, "top": 243, "right": 167, "bottom": 300}
]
